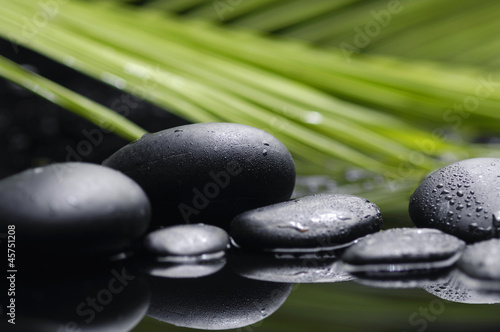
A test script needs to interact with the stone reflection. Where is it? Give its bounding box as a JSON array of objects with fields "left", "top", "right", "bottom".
[
  {"left": 230, "top": 251, "right": 353, "bottom": 283},
  {"left": 349, "top": 269, "right": 453, "bottom": 289},
  {"left": 6, "top": 264, "right": 150, "bottom": 332},
  {"left": 422, "top": 269, "right": 500, "bottom": 304},
  {"left": 147, "top": 265, "right": 292, "bottom": 330},
  {"left": 140, "top": 259, "right": 226, "bottom": 279}
]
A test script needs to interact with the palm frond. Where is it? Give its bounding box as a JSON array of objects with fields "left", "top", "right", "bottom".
[{"left": 1, "top": 0, "right": 500, "bottom": 218}]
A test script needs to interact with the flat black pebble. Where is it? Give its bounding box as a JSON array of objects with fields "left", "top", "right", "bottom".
[
  {"left": 409, "top": 158, "right": 500, "bottom": 242},
  {"left": 341, "top": 228, "right": 465, "bottom": 275},
  {"left": 457, "top": 239, "right": 500, "bottom": 289},
  {"left": 230, "top": 194, "right": 382, "bottom": 252},
  {"left": 143, "top": 224, "right": 229, "bottom": 261},
  {"left": 103, "top": 123, "right": 295, "bottom": 229},
  {"left": 0, "top": 162, "right": 151, "bottom": 257}
]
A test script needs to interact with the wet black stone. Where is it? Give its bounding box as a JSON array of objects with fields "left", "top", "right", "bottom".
[
  {"left": 458, "top": 239, "right": 500, "bottom": 283},
  {"left": 103, "top": 123, "right": 295, "bottom": 229},
  {"left": 341, "top": 228, "right": 465, "bottom": 275},
  {"left": 143, "top": 224, "right": 229, "bottom": 259},
  {"left": 230, "top": 194, "right": 382, "bottom": 251},
  {"left": 0, "top": 162, "right": 151, "bottom": 258},
  {"left": 409, "top": 158, "right": 500, "bottom": 243}
]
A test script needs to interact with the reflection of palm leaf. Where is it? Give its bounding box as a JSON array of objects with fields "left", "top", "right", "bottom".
[{"left": 1, "top": 0, "right": 500, "bottom": 218}]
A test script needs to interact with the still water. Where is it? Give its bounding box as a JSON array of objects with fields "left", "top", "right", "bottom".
[{"left": 5, "top": 249, "right": 499, "bottom": 332}]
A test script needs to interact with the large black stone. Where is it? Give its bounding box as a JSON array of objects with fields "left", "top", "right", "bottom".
[
  {"left": 0, "top": 162, "right": 151, "bottom": 258},
  {"left": 409, "top": 158, "right": 500, "bottom": 243},
  {"left": 103, "top": 123, "right": 295, "bottom": 229}
]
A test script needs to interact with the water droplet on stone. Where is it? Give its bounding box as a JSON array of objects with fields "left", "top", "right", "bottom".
[{"left": 493, "top": 212, "right": 500, "bottom": 227}]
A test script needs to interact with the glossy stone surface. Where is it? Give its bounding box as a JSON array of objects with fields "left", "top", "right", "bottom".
[
  {"left": 230, "top": 194, "right": 382, "bottom": 251},
  {"left": 143, "top": 224, "right": 229, "bottom": 258},
  {"left": 409, "top": 158, "right": 500, "bottom": 243},
  {"left": 0, "top": 162, "right": 151, "bottom": 257},
  {"left": 103, "top": 123, "right": 295, "bottom": 229},
  {"left": 341, "top": 228, "right": 465, "bottom": 275}
]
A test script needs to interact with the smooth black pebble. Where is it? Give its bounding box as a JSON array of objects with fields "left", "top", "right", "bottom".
[
  {"left": 230, "top": 194, "right": 383, "bottom": 252},
  {"left": 0, "top": 162, "right": 151, "bottom": 258},
  {"left": 409, "top": 158, "right": 500, "bottom": 242},
  {"left": 457, "top": 239, "right": 500, "bottom": 290},
  {"left": 341, "top": 228, "right": 465, "bottom": 275},
  {"left": 144, "top": 224, "right": 229, "bottom": 262},
  {"left": 103, "top": 123, "right": 295, "bottom": 229}
]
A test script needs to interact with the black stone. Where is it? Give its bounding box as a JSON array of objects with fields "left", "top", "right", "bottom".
[
  {"left": 230, "top": 194, "right": 382, "bottom": 251},
  {"left": 143, "top": 224, "right": 229, "bottom": 261},
  {"left": 409, "top": 158, "right": 500, "bottom": 243},
  {"left": 0, "top": 162, "right": 151, "bottom": 258},
  {"left": 457, "top": 239, "right": 500, "bottom": 290},
  {"left": 103, "top": 123, "right": 295, "bottom": 229},
  {"left": 341, "top": 228, "right": 465, "bottom": 275}
]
